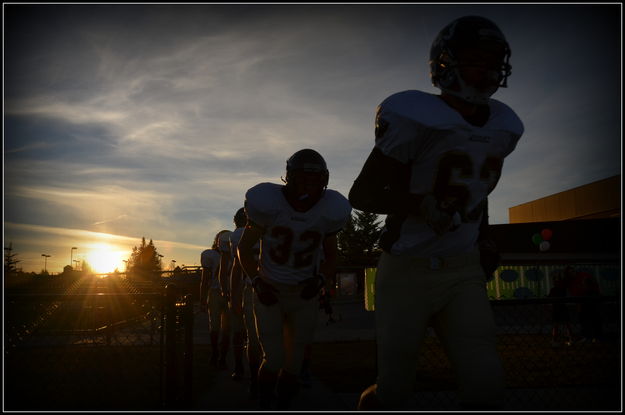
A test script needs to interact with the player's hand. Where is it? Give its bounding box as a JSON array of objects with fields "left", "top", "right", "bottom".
[
  {"left": 479, "top": 239, "right": 500, "bottom": 280},
  {"left": 420, "top": 194, "right": 461, "bottom": 236},
  {"left": 252, "top": 276, "right": 279, "bottom": 306},
  {"left": 300, "top": 274, "right": 325, "bottom": 300}
]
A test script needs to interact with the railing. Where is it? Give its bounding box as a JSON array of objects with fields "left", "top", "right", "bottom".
[{"left": 162, "top": 283, "right": 194, "bottom": 409}]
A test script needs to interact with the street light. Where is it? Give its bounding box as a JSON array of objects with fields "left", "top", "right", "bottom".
[
  {"left": 41, "top": 254, "right": 51, "bottom": 273},
  {"left": 70, "top": 247, "right": 78, "bottom": 269}
]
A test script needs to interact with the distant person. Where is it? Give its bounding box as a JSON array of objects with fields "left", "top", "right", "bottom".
[
  {"left": 229, "top": 207, "right": 263, "bottom": 399},
  {"left": 237, "top": 149, "right": 351, "bottom": 410},
  {"left": 200, "top": 230, "right": 232, "bottom": 369},
  {"left": 578, "top": 274, "right": 603, "bottom": 343},
  {"left": 563, "top": 265, "right": 583, "bottom": 296},
  {"left": 548, "top": 271, "right": 573, "bottom": 347},
  {"left": 349, "top": 16, "right": 523, "bottom": 410}
]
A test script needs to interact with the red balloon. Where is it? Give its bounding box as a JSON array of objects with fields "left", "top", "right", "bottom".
[{"left": 541, "top": 228, "right": 553, "bottom": 241}]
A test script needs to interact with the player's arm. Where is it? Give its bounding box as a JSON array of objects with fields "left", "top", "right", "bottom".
[
  {"left": 237, "top": 222, "right": 263, "bottom": 281},
  {"left": 199, "top": 265, "right": 212, "bottom": 310},
  {"left": 218, "top": 252, "right": 231, "bottom": 299},
  {"left": 349, "top": 147, "right": 424, "bottom": 215},
  {"left": 229, "top": 256, "right": 244, "bottom": 315}
]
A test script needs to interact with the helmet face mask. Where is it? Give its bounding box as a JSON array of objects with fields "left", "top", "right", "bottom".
[
  {"left": 430, "top": 16, "right": 512, "bottom": 105},
  {"left": 284, "top": 149, "right": 329, "bottom": 204}
]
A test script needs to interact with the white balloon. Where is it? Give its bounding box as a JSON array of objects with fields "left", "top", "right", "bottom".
[{"left": 539, "top": 241, "right": 551, "bottom": 252}]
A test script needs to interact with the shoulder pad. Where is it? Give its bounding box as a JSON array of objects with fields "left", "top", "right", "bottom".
[
  {"left": 245, "top": 182, "right": 282, "bottom": 227},
  {"left": 200, "top": 249, "right": 219, "bottom": 268},
  {"left": 488, "top": 99, "right": 524, "bottom": 136},
  {"left": 229, "top": 227, "right": 244, "bottom": 250},
  {"left": 379, "top": 90, "right": 461, "bottom": 128},
  {"left": 230, "top": 227, "right": 244, "bottom": 242},
  {"left": 321, "top": 189, "right": 352, "bottom": 234}
]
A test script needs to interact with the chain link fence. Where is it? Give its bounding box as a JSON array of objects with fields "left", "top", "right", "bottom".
[
  {"left": 4, "top": 274, "right": 195, "bottom": 411},
  {"left": 310, "top": 294, "right": 620, "bottom": 411},
  {"left": 5, "top": 274, "right": 620, "bottom": 411},
  {"left": 416, "top": 297, "right": 620, "bottom": 410}
]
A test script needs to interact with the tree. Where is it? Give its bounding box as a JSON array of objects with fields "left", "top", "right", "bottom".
[
  {"left": 126, "top": 237, "right": 163, "bottom": 281},
  {"left": 80, "top": 259, "right": 94, "bottom": 275},
  {"left": 4, "top": 242, "right": 21, "bottom": 275},
  {"left": 337, "top": 210, "right": 383, "bottom": 267}
]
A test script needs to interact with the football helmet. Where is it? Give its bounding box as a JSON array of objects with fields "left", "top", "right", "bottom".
[
  {"left": 233, "top": 207, "right": 247, "bottom": 228},
  {"left": 283, "top": 149, "right": 329, "bottom": 202},
  {"left": 429, "top": 16, "right": 512, "bottom": 104},
  {"left": 213, "top": 229, "right": 231, "bottom": 250}
]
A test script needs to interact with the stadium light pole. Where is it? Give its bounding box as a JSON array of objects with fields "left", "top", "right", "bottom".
[
  {"left": 41, "top": 254, "right": 51, "bottom": 273},
  {"left": 70, "top": 247, "right": 77, "bottom": 269}
]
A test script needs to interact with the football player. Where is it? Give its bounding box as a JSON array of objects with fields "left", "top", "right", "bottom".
[
  {"left": 237, "top": 149, "right": 352, "bottom": 410},
  {"left": 200, "top": 230, "right": 233, "bottom": 369},
  {"left": 349, "top": 16, "right": 523, "bottom": 410},
  {"left": 228, "top": 207, "right": 263, "bottom": 399},
  {"left": 217, "top": 229, "right": 236, "bottom": 370}
]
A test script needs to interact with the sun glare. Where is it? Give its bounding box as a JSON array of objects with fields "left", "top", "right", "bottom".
[{"left": 86, "top": 243, "right": 127, "bottom": 274}]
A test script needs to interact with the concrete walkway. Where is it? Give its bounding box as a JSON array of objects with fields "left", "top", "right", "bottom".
[{"left": 191, "top": 297, "right": 370, "bottom": 411}]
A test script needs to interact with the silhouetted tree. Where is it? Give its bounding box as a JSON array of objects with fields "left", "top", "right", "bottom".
[
  {"left": 337, "top": 210, "right": 383, "bottom": 267},
  {"left": 126, "top": 237, "right": 163, "bottom": 281},
  {"left": 80, "top": 259, "right": 94, "bottom": 275},
  {"left": 4, "top": 242, "right": 21, "bottom": 275}
]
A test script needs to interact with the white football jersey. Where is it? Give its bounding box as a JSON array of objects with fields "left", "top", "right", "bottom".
[
  {"left": 245, "top": 182, "right": 352, "bottom": 285},
  {"left": 229, "top": 227, "right": 260, "bottom": 285},
  {"left": 375, "top": 90, "right": 523, "bottom": 257},
  {"left": 200, "top": 248, "right": 222, "bottom": 290}
]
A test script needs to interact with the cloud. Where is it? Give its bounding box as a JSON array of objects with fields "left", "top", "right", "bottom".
[
  {"left": 92, "top": 215, "right": 129, "bottom": 226},
  {"left": 4, "top": 4, "right": 621, "bottom": 271}
]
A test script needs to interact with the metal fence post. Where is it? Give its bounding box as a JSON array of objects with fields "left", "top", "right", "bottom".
[
  {"left": 183, "top": 294, "right": 194, "bottom": 407},
  {"left": 164, "top": 283, "right": 177, "bottom": 408}
]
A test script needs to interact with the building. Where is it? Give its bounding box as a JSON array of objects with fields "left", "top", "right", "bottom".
[
  {"left": 508, "top": 175, "right": 620, "bottom": 223},
  {"left": 487, "top": 175, "right": 621, "bottom": 299}
]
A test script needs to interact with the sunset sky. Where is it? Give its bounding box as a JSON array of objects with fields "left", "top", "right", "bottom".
[{"left": 3, "top": 3, "right": 622, "bottom": 273}]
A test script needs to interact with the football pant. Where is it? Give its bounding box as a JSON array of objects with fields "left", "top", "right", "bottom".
[{"left": 373, "top": 251, "right": 504, "bottom": 409}]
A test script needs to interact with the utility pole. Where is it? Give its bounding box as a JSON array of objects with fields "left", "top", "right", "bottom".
[
  {"left": 71, "top": 247, "right": 78, "bottom": 269},
  {"left": 41, "top": 254, "right": 51, "bottom": 273}
]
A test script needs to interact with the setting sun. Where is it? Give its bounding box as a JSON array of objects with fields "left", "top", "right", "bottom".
[{"left": 85, "top": 243, "right": 127, "bottom": 274}]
